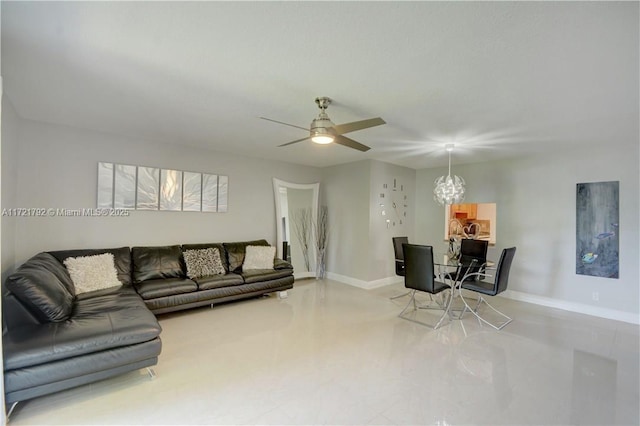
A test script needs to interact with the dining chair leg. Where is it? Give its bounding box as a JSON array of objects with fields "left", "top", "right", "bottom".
[
  {"left": 458, "top": 290, "right": 512, "bottom": 330},
  {"left": 476, "top": 296, "right": 513, "bottom": 330},
  {"left": 458, "top": 288, "right": 478, "bottom": 322},
  {"left": 473, "top": 296, "right": 482, "bottom": 312},
  {"left": 417, "top": 291, "right": 446, "bottom": 310},
  {"left": 434, "top": 288, "right": 455, "bottom": 328},
  {"left": 399, "top": 289, "right": 450, "bottom": 330},
  {"left": 390, "top": 290, "right": 411, "bottom": 300},
  {"left": 432, "top": 309, "right": 449, "bottom": 330},
  {"left": 458, "top": 291, "right": 481, "bottom": 319},
  {"left": 398, "top": 290, "right": 417, "bottom": 319}
]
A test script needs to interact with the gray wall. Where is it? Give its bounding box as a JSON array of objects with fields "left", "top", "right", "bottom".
[
  {"left": 368, "top": 160, "right": 416, "bottom": 282},
  {"left": 1, "top": 96, "right": 18, "bottom": 282},
  {"left": 415, "top": 143, "right": 639, "bottom": 321},
  {"left": 2, "top": 114, "right": 322, "bottom": 270},
  {"left": 321, "top": 159, "right": 416, "bottom": 285},
  {"left": 322, "top": 160, "right": 371, "bottom": 281},
  {"left": 1, "top": 101, "right": 638, "bottom": 322}
]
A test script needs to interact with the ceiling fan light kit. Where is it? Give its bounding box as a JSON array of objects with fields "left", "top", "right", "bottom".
[
  {"left": 310, "top": 97, "right": 335, "bottom": 144},
  {"left": 311, "top": 134, "right": 334, "bottom": 144},
  {"left": 434, "top": 144, "right": 466, "bottom": 206},
  {"left": 261, "top": 96, "right": 385, "bottom": 152}
]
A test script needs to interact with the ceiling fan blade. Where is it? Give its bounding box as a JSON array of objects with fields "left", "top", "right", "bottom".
[
  {"left": 260, "top": 117, "right": 309, "bottom": 132},
  {"left": 334, "top": 135, "right": 371, "bottom": 152},
  {"left": 332, "top": 117, "right": 386, "bottom": 135},
  {"left": 278, "top": 136, "right": 311, "bottom": 147}
]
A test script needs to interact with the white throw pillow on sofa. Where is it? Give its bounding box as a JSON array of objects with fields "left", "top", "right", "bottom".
[
  {"left": 243, "top": 245, "right": 276, "bottom": 270},
  {"left": 64, "top": 253, "right": 122, "bottom": 294}
]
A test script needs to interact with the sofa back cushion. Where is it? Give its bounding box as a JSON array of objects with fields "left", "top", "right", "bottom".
[
  {"left": 182, "top": 243, "right": 228, "bottom": 272},
  {"left": 5, "top": 252, "right": 74, "bottom": 323},
  {"left": 49, "top": 247, "right": 132, "bottom": 286},
  {"left": 223, "top": 239, "right": 270, "bottom": 273},
  {"left": 132, "top": 245, "right": 185, "bottom": 283}
]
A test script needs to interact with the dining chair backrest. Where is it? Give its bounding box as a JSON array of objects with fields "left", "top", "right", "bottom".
[
  {"left": 458, "top": 239, "right": 489, "bottom": 281},
  {"left": 392, "top": 237, "right": 409, "bottom": 261},
  {"left": 392, "top": 237, "right": 409, "bottom": 277},
  {"left": 460, "top": 238, "right": 489, "bottom": 261},
  {"left": 494, "top": 247, "right": 517, "bottom": 295},
  {"left": 402, "top": 244, "right": 437, "bottom": 293}
]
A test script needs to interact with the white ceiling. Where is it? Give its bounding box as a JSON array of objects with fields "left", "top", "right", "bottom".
[{"left": 2, "top": 1, "right": 638, "bottom": 169}]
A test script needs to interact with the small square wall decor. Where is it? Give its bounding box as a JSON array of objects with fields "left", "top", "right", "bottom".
[{"left": 576, "top": 181, "right": 619, "bottom": 278}]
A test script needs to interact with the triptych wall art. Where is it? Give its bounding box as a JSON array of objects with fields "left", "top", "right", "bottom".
[
  {"left": 97, "top": 162, "right": 228, "bottom": 212},
  {"left": 576, "top": 181, "right": 619, "bottom": 278}
]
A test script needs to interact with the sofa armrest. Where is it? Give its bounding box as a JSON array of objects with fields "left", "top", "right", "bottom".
[
  {"left": 2, "top": 292, "right": 42, "bottom": 330},
  {"left": 274, "top": 258, "right": 293, "bottom": 270}
]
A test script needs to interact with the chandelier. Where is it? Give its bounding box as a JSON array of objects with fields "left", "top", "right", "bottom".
[{"left": 433, "top": 144, "right": 466, "bottom": 206}]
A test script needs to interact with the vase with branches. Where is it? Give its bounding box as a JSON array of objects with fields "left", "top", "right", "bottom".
[
  {"left": 314, "top": 206, "right": 328, "bottom": 279},
  {"left": 291, "top": 208, "right": 312, "bottom": 271}
]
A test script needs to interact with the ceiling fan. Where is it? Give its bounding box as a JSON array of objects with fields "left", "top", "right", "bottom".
[{"left": 260, "top": 97, "right": 385, "bottom": 152}]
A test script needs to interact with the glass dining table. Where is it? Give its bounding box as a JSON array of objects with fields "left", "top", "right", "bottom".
[{"left": 433, "top": 252, "right": 495, "bottom": 317}]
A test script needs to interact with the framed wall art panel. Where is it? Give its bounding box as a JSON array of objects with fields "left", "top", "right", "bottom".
[
  {"left": 160, "top": 169, "right": 183, "bottom": 211},
  {"left": 137, "top": 166, "right": 160, "bottom": 210},
  {"left": 114, "top": 164, "right": 136, "bottom": 209},
  {"left": 183, "top": 172, "right": 202, "bottom": 212},
  {"left": 202, "top": 174, "right": 218, "bottom": 212},
  {"left": 97, "top": 162, "right": 114, "bottom": 208},
  {"left": 576, "top": 181, "right": 619, "bottom": 278}
]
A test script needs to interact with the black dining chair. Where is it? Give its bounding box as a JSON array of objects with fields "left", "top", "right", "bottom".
[
  {"left": 443, "top": 238, "right": 489, "bottom": 284},
  {"left": 389, "top": 237, "right": 410, "bottom": 300},
  {"left": 399, "top": 244, "right": 452, "bottom": 329},
  {"left": 460, "top": 238, "right": 489, "bottom": 260},
  {"left": 458, "top": 247, "right": 516, "bottom": 330},
  {"left": 392, "top": 236, "right": 408, "bottom": 277},
  {"left": 458, "top": 238, "right": 489, "bottom": 281}
]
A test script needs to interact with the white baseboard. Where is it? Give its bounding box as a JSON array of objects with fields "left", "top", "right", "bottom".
[
  {"left": 503, "top": 290, "right": 639, "bottom": 325},
  {"left": 322, "top": 273, "right": 639, "bottom": 325},
  {"left": 294, "top": 271, "right": 316, "bottom": 280},
  {"left": 325, "top": 272, "right": 402, "bottom": 290}
]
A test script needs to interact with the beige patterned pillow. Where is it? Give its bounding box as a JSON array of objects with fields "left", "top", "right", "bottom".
[
  {"left": 183, "top": 248, "right": 225, "bottom": 278},
  {"left": 243, "top": 245, "right": 276, "bottom": 270},
  {"left": 64, "top": 253, "right": 122, "bottom": 295}
]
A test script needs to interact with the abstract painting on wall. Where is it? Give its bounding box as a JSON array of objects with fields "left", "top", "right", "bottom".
[
  {"left": 98, "top": 162, "right": 228, "bottom": 213},
  {"left": 576, "top": 181, "right": 619, "bottom": 278}
]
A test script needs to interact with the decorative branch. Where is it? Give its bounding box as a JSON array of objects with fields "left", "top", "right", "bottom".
[
  {"left": 314, "top": 206, "right": 329, "bottom": 279},
  {"left": 291, "top": 208, "right": 311, "bottom": 271}
]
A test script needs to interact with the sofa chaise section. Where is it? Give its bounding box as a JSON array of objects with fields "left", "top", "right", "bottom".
[{"left": 2, "top": 250, "right": 162, "bottom": 407}]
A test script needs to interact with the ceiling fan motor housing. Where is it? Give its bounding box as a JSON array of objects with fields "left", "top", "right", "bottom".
[
  {"left": 310, "top": 100, "right": 335, "bottom": 143},
  {"left": 310, "top": 117, "right": 334, "bottom": 143}
]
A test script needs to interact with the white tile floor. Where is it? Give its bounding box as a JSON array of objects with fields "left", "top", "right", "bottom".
[{"left": 7, "top": 279, "right": 640, "bottom": 425}]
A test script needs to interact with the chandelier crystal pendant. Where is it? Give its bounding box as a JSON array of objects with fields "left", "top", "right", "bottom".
[{"left": 433, "top": 144, "right": 466, "bottom": 206}]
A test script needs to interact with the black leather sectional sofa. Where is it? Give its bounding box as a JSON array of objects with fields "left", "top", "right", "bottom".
[{"left": 2, "top": 239, "right": 293, "bottom": 411}]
